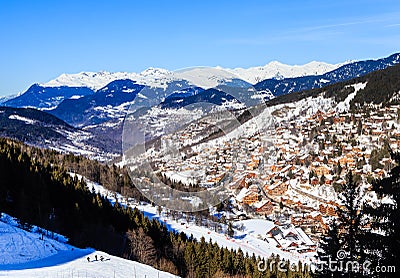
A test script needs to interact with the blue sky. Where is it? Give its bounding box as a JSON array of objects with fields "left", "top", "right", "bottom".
[{"left": 1, "top": 0, "right": 400, "bottom": 96}]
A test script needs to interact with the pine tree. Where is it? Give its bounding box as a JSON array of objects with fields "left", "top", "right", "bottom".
[
  {"left": 227, "top": 221, "right": 234, "bottom": 238},
  {"left": 363, "top": 151, "right": 400, "bottom": 275},
  {"left": 184, "top": 242, "right": 196, "bottom": 278},
  {"left": 337, "top": 172, "right": 363, "bottom": 263},
  {"left": 318, "top": 171, "right": 364, "bottom": 277},
  {"left": 317, "top": 220, "right": 341, "bottom": 277}
]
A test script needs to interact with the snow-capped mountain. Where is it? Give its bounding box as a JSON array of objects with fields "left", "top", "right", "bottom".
[
  {"left": 227, "top": 60, "right": 346, "bottom": 84},
  {"left": 41, "top": 61, "right": 343, "bottom": 90},
  {"left": 1, "top": 52, "right": 399, "bottom": 160},
  {"left": 4, "top": 53, "right": 398, "bottom": 115},
  {"left": 42, "top": 68, "right": 175, "bottom": 90},
  {"left": 49, "top": 79, "right": 144, "bottom": 127},
  {"left": 174, "top": 67, "right": 250, "bottom": 89},
  {"left": 49, "top": 79, "right": 202, "bottom": 127},
  {"left": 254, "top": 52, "right": 400, "bottom": 98},
  {"left": 267, "top": 61, "right": 400, "bottom": 109}
]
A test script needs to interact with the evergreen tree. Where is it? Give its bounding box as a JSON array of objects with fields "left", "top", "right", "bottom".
[
  {"left": 337, "top": 172, "right": 364, "bottom": 266},
  {"left": 318, "top": 171, "right": 364, "bottom": 277},
  {"left": 227, "top": 221, "right": 234, "bottom": 238},
  {"left": 127, "top": 227, "right": 157, "bottom": 266},
  {"left": 317, "top": 220, "right": 341, "bottom": 277},
  {"left": 363, "top": 151, "right": 400, "bottom": 275}
]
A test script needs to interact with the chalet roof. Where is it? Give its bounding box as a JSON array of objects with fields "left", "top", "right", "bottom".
[
  {"left": 236, "top": 188, "right": 249, "bottom": 202},
  {"left": 248, "top": 184, "right": 259, "bottom": 192},
  {"left": 253, "top": 199, "right": 270, "bottom": 209},
  {"left": 295, "top": 227, "right": 315, "bottom": 246}
]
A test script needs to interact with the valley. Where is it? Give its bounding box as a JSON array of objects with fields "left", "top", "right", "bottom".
[{"left": 1, "top": 53, "right": 400, "bottom": 277}]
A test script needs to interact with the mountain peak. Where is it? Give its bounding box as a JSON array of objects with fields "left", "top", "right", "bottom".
[
  {"left": 265, "top": 60, "right": 287, "bottom": 67},
  {"left": 227, "top": 60, "right": 343, "bottom": 84},
  {"left": 139, "top": 67, "right": 171, "bottom": 76},
  {"left": 42, "top": 71, "right": 137, "bottom": 90}
]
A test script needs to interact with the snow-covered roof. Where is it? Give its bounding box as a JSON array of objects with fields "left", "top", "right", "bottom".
[
  {"left": 295, "top": 227, "right": 315, "bottom": 246},
  {"left": 253, "top": 199, "right": 270, "bottom": 209},
  {"left": 236, "top": 188, "right": 250, "bottom": 202},
  {"left": 237, "top": 219, "right": 276, "bottom": 237}
]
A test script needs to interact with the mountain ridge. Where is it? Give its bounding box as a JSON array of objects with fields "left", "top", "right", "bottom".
[
  {"left": 40, "top": 60, "right": 344, "bottom": 90},
  {"left": 4, "top": 53, "right": 399, "bottom": 116},
  {"left": 0, "top": 106, "right": 118, "bottom": 159},
  {"left": 254, "top": 52, "right": 400, "bottom": 98}
]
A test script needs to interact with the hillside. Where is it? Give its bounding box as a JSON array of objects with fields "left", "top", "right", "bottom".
[
  {"left": 0, "top": 106, "right": 76, "bottom": 143},
  {"left": 4, "top": 84, "right": 94, "bottom": 110},
  {"left": 265, "top": 62, "right": 400, "bottom": 108},
  {"left": 49, "top": 79, "right": 144, "bottom": 127},
  {"left": 0, "top": 138, "right": 310, "bottom": 277},
  {"left": 0, "top": 106, "right": 118, "bottom": 160},
  {"left": 0, "top": 213, "right": 178, "bottom": 278}
]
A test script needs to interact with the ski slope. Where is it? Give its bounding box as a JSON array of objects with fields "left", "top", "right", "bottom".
[{"left": 0, "top": 213, "right": 178, "bottom": 278}]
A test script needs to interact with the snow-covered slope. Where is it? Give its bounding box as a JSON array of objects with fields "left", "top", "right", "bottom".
[
  {"left": 0, "top": 213, "right": 178, "bottom": 278},
  {"left": 80, "top": 175, "right": 316, "bottom": 266},
  {"left": 174, "top": 67, "right": 248, "bottom": 89}
]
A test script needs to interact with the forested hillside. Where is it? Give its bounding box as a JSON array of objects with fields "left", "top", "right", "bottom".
[
  {"left": 265, "top": 63, "right": 400, "bottom": 108},
  {"left": 0, "top": 138, "right": 312, "bottom": 277}
]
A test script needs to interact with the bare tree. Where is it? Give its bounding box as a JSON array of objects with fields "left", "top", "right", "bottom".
[{"left": 127, "top": 227, "right": 157, "bottom": 266}]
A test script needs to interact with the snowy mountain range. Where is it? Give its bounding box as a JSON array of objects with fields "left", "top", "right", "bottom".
[
  {"left": 40, "top": 61, "right": 343, "bottom": 90},
  {"left": 255, "top": 52, "right": 400, "bottom": 97},
  {"left": 4, "top": 53, "right": 398, "bottom": 116},
  {"left": 1, "top": 52, "right": 399, "bottom": 158}
]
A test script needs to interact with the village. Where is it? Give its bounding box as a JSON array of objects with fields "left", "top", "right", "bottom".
[{"left": 132, "top": 102, "right": 400, "bottom": 256}]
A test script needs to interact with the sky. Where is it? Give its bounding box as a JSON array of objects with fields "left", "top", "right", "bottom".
[{"left": 1, "top": 0, "right": 400, "bottom": 96}]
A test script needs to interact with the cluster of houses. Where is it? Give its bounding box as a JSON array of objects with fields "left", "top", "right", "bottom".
[
  {"left": 265, "top": 224, "right": 316, "bottom": 253},
  {"left": 243, "top": 219, "right": 316, "bottom": 253},
  {"left": 137, "top": 103, "right": 400, "bottom": 253}
]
